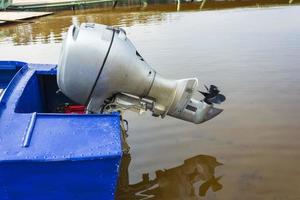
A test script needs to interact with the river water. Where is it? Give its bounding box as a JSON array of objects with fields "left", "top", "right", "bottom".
[{"left": 1, "top": 2, "right": 300, "bottom": 199}]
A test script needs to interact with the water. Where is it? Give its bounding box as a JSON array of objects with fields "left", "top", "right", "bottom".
[{"left": 1, "top": 2, "right": 300, "bottom": 199}]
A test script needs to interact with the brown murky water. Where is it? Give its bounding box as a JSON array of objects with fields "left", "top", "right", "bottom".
[{"left": 1, "top": 2, "right": 300, "bottom": 199}]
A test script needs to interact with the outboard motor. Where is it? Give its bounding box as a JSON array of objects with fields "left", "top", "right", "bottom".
[{"left": 57, "top": 23, "right": 225, "bottom": 124}]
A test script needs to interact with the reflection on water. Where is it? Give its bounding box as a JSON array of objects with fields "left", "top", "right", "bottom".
[
  {"left": 116, "top": 154, "right": 223, "bottom": 200},
  {"left": 0, "top": 10, "right": 166, "bottom": 45},
  {"left": 0, "top": 0, "right": 299, "bottom": 45}
]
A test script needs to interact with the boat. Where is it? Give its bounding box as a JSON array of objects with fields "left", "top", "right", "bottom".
[
  {"left": 0, "top": 61, "right": 122, "bottom": 199},
  {"left": 0, "top": 24, "right": 225, "bottom": 199}
]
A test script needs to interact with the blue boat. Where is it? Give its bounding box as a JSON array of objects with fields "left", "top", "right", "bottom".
[{"left": 0, "top": 61, "right": 122, "bottom": 199}]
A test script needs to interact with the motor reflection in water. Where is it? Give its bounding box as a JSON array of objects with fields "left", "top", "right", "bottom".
[{"left": 116, "top": 154, "right": 223, "bottom": 200}]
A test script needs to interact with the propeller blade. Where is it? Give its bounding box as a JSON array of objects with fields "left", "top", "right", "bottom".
[
  {"left": 204, "top": 84, "right": 209, "bottom": 91},
  {"left": 207, "top": 94, "right": 226, "bottom": 104},
  {"left": 199, "top": 91, "right": 209, "bottom": 97},
  {"left": 199, "top": 84, "right": 225, "bottom": 104},
  {"left": 209, "top": 85, "right": 220, "bottom": 95}
]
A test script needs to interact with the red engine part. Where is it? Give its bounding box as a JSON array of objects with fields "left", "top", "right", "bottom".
[{"left": 63, "top": 105, "right": 86, "bottom": 114}]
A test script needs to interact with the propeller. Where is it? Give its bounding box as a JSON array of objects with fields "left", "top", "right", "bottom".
[{"left": 199, "top": 85, "right": 226, "bottom": 104}]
